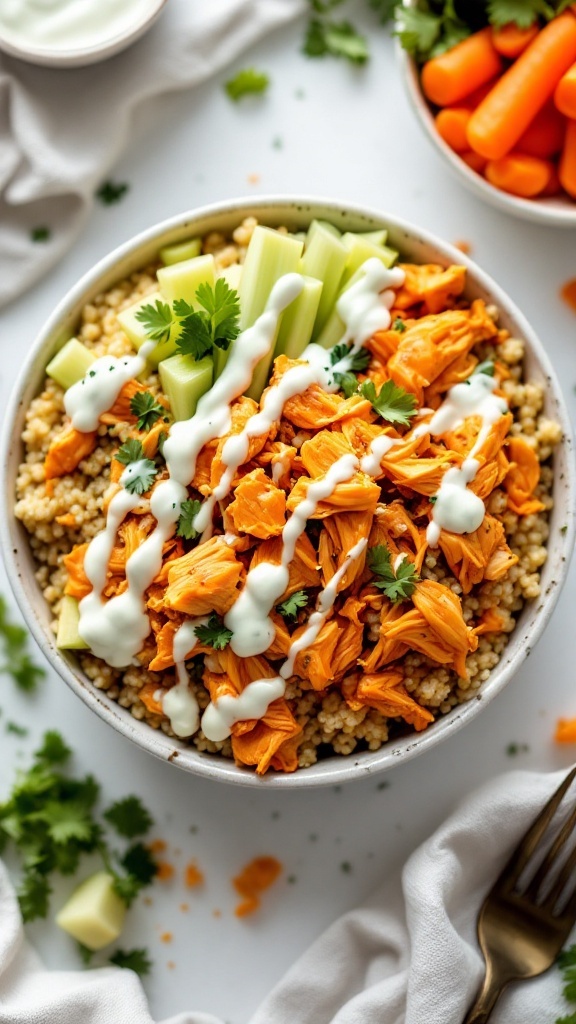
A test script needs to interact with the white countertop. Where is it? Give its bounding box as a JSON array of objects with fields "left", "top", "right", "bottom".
[{"left": 1, "top": 4, "right": 575, "bottom": 1021}]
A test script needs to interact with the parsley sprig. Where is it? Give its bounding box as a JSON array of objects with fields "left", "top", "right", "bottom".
[
  {"left": 359, "top": 379, "right": 418, "bottom": 427},
  {"left": 276, "top": 590, "right": 309, "bottom": 622},
  {"left": 367, "top": 546, "right": 419, "bottom": 603},
  {"left": 0, "top": 732, "right": 157, "bottom": 923},
  {"left": 556, "top": 945, "right": 576, "bottom": 1023},
  {"left": 194, "top": 615, "right": 233, "bottom": 651},
  {"left": 130, "top": 391, "right": 165, "bottom": 431},
  {"left": 134, "top": 300, "right": 173, "bottom": 343},
  {"left": 109, "top": 947, "right": 152, "bottom": 976},
  {"left": 114, "top": 439, "right": 158, "bottom": 496},
  {"left": 329, "top": 343, "right": 370, "bottom": 398}
]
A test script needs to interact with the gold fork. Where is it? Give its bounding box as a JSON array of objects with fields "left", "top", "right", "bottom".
[{"left": 463, "top": 765, "right": 576, "bottom": 1024}]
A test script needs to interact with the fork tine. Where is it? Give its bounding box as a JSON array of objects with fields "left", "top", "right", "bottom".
[
  {"left": 524, "top": 801, "right": 576, "bottom": 900},
  {"left": 555, "top": 871, "right": 576, "bottom": 931},
  {"left": 499, "top": 766, "right": 576, "bottom": 886},
  {"left": 543, "top": 838, "right": 576, "bottom": 911}
]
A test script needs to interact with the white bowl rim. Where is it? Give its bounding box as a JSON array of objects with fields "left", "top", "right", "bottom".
[
  {"left": 0, "top": 0, "right": 167, "bottom": 68},
  {"left": 2, "top": 194, "right": 575, "bottom": 789},
  {"left": 397, "top": 44, "right": 576, "bottom": 228}
]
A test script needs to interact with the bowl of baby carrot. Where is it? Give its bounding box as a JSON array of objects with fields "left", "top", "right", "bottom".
[
  {"left": 3, "top": 196, "right": 574, "bottom": 787},
  {"left": 397, "top": 0, "right": 576, "bottom": 225}
]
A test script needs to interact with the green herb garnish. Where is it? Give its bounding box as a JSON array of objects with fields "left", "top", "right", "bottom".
[
  {"left": 134, "top": 299, "right": 173, "bottom": 344},
  {"left": 367, "top": 545, "right": 419, "bottom": 603},
  {"left": 394, "top": 0, "right": 469, "bottom": 61},
  {"left": 6, "top": 722, "right": 28, "bottom": 737},
  {"left": 104, "top": 797, "right": 153, "bottom": 840},
  {"left": 194, "top": 615, "right": 233, "bottom": 651},
  {"left": 96, "top": 181, "right": 129, "bottom": 205},
  {"left": 359, "top": 379, "right": 418, "bottom": 427},
  {"left": 114, "top": 439, "right": 158, "bottom": 496},
  {"left": 31, "top": 226, "right": 50, "bottom": 243},
  {"left": 225, "top": 67, "right": 270, "bottom": 101},
  {"left": 174, "top": 278, "right": 241, "bottom": 360},
  {"left": 474, "top": 360, "right": 495, "bottom": 377},
  {"left": 330, "top": 343, "right": 370, "bottom": 371},
  {"left": 109, "top": 947, "right": 152, "bottom": 977},
  {"left": 130, "top": 392, "right": 165, "bottom": 431},
  {"left": 304, "top": 17, "right": 369, "bottom": 63},
  {"left": 276, "top": 590, "right": 309, "bottom": 622},
  {"left": 393, "top": 317, "right": 407, "bottom": 332},
  {"left": 176, "top": 499, "right": 202, "bottom": 540},
  {"left": 557, "top": 944, "right": 576, "bottom": 1021},
  {"left": 333, "top": 371, "right": 361, "bottom": 398},
  {"left": 0, "top": 596, "right": 45, "bottom": 692}
]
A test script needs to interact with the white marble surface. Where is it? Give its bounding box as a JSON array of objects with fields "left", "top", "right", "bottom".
[{"left": 0, "top": 4, "right": 575, "bottom": 1022}]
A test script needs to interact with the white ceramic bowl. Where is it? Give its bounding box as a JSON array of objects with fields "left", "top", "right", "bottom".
[
  {"left": 398, "top": 46, "right": 576, "bottom": 228},
  {"left": 2, "top": 196, "right": 575, "bottom": 788},
  {"left": 0, "top": 0, "right": 167, "bottom": 69}
]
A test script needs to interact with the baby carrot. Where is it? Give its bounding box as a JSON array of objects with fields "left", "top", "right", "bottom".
[
  {"left": 559, "top": 117, "right": 576, "bottom": 197},
  {"left": 540, "top": 164, "right": 562, "bottom": 196},
  {"left": 485, "top": 153, "right": 554, "bottom": 196},
  {"left": 491, "top": 22, "right": 539, "bottom": 59},
  {"left": 467, "top": 13, "right": 576, "bottom": 160},
  {"left": 435, "top": 108, "right": 471, "bottom": 152},
  {"left": 421, "top": 28, "right": 503, "bottom": 107},
  {"left": 461, "top": 150, "right": 488, "bottom": 174},
  {"left": 516, "top": 102, "right": 566, "bottom": 157},
  {"left": 555, "top": 61, "right": 576, "bottom": 118}
]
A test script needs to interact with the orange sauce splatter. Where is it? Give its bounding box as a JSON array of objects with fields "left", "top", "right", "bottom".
[
  {"left": 232, "top": 856, "right": 282, "bottom": 917},
  {"left": 156, "top": 861, "right": 175, "bottom": 882},
  {"left": 185, "top": 861, "right": 204, "bottom": 888},
  {"left": 167, "top": 961, "right": 176, "bottom": 970},
  {"left": 150, "top": 838, "right": 167, "bottom": 854},
  {"left": 179, "top": 902, "right": 189, "bottom": 913},
  {"left": 247, "top": 173, "right": 261, "bottom": 185},
  {"left": 160, "top": 932, "right": 173, "bottom": 944},
  {"left": 213, "top": 909, "right": 222, "bottom": 918},
  {"left": 555, "top": 718, "right": 576, "bottom": 742},
  {"left": 560, "top": 278, "right": 576, "bottom": 313},
  {"left": 454, "top": 240, "right": 472, "bottom": 255}
]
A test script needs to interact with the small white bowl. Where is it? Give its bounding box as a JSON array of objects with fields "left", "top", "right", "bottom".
[
  {"left": 0, "top": 0, "right": 167, "bottom": 69},
  {"left": 398, "top": 45, "right": 576, "bottom": 228},
  {"left": 2, "top": 196, "right": 575, "bottom": 788}
]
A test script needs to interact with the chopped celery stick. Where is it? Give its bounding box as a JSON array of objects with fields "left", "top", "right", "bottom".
[
  {"left": 117, "top": 291, "right": 180, "bottom": 368},
  {"left": 56, "top": 871, "right": 126, "bottom": 951},
  {"left": 291, "top": 231, "right": 307, "bottom": 244},
  {"left": 275, "top": 276, "right": 322, "bottom": 360},
  {"left": 159, "top": 237, "right": 201, "bottom": 265},
  {"left": 305, "top": 219, "right": 341, "bottom": 240},
  {"left": 56, "top": 596, "right": 89, "bottom": 651},
  {"left": 46, "top": 339, "right": 96, "bottom": 390},
  {"left": 213, "top": 264, "right": 243, "bottom": 379},
  {"left": 356, "top": 229, "right": 388, "bottom": 246},
  {"left": 239, "top": 227, "right": 303, "bottom": 401},
  {"left": 159, "top": 353, "right": 213, "bottom": 421},
  {"left": 315, "top": 263, "right": 375, "bottom": 351},
  {"left": 340, "top": 234, "right": 398, "bottom": 287},
  {"left": 157, "top": 253, "right": 215, "bottom": 306},
  {"left": 301, "top": 220, "right": 348, "bottom": 339}
]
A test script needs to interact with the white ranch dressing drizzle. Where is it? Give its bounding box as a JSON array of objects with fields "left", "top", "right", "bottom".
[
  {"left": 0, "top": 0, "right": 159, "bottom": 54},
  {"left": 159, "top": 618, "right": 208, "bottom": 738},
  {"left": 415, "top": 372, "right": 509, "bottom": 546},
  {"left": 76, "top": 277, "right": 303, "bottom": 670},
  {"left": 65, "top": 341, "right": 156, "bottom": 432},
  {"left": 359, "top": 434, "right": 398, "bottom": 475},
  {"left": 201, "top": 537, "right": 368, "bottom": 742}
]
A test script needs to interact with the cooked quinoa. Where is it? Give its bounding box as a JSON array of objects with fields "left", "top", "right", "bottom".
[{"left": 15, "top": 217, "right": 562, "bottom": 772}]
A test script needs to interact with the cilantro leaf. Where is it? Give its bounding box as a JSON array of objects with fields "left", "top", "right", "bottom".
[
  {"left": 35, "top": 731, "right": 71, "bottom": 766},
  {"left": 474, "top": 359, "right": 495, "bottom": 377},
  {"left": 196, "top": 278, "right": 241, "bottom": 350},
  {"left": 175, "top": 314, "right": 213, "bottom": 361},
  {"left": 555, "top": 1016, "right": 576, "bottom": 1024},
  {"left": 134, "top": 300, "right": 174, "bottom": 343},
  {"left": 330, "top": 343, "right": 370, "bottom": 371},
  {"left": 333, "top": 371, "right": 360, "bottom": 398},
  {"left": 104, "top": 797, "right": 153, "bottom": 840},
  {"left": 310, "top": 0, "right": 346, "bottom": 11},
  {"left": 0, "top": 596, "right": 45, "bottom": 692},
  {"left": 114, "top": 440, "right": 157, "bottom": 496},
  {"left": 394, "top": 5, "right": 442, "bottom": 57},
  {"left": 6, "top": 721, "right": 28, "bottom": 736},
  {"left": 109, "top": 948, "right": 152, "bottom": 977},
  {"left": 367, "top": 0, "right": 397, "bottom": 22},
  {"left": 225, "top": 68, "right": 270, "bottom": 101},
  {"left": 558, "top": 946, "right": 576, "bottom": 971},
  {"left": 77, "top": 942, "right": 95, "bottom": 966},
  {"left": 39, "top": 800, "right": 95, "bottom": 846},
  {"left": 359, "top": 379, "right": 418, "bottom": 426},
  {"left": 130, "top": 392, "right": 165, "bottom": 431},
  {"left": 194, "top": 615, "right": 233, "bottom": 651},
  {"left": 18, "top": 870, "right": 51, "bottom": 922},
  {"left": 487, "top": 0, "right": 553, "bottom": 27},
  {"left": 367, "top": 545, "right": 419, "bottom": 603},
  {"left": 393, "top": 317, "right": 406, "bottom": 332},
  {"left": 276, "top": 590, "right": 309, "bottom": 622},
  {"left": 96, "top": 181, "right": 129, "bottom": 206},
  {"left": 176, "top": 499, "right": 202, "bottom": 540},
  {"left": 303, "top": 18, "right": 369, "bottom": 64}
]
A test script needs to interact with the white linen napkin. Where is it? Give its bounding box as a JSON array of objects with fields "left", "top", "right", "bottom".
[
  {"left": 0, "top": 0, "right": 306, "bottom": 310},
  {"left": 0, "top": 767, "right": 573, "bottom": 1024}
]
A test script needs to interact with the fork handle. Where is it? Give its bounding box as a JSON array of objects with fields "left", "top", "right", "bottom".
[{"left": 462, "top": 968, "right": 508, "bottom": 1024}]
